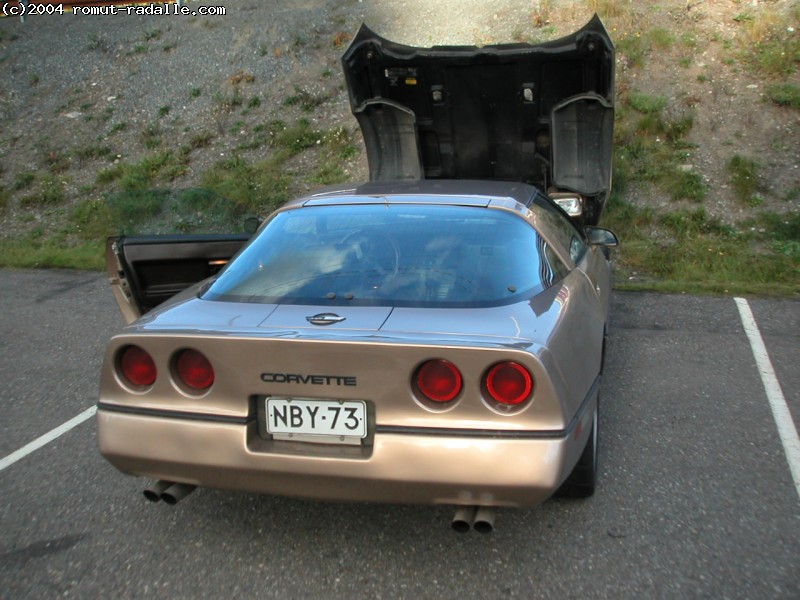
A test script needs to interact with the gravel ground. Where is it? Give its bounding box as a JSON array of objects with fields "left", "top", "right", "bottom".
[{"left": 0, "top": 0, "right": 798, "bottom": 238}]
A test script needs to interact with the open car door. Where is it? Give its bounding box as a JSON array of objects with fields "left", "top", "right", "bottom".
[{"left": 106, "top": 234, "right": 251, "bottom": 324}]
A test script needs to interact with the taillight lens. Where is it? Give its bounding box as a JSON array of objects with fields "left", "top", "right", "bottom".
[
  {"left": 415, "top": 359, "right": 462, "bottom": 403},
  {"left": 119, "top": 345, "right": 157, "bottom": 387},
  {"left": 485, "top": 362, "right": 533, "bottom": 405},
  {"left": 175, "top": 349, "right": 214, "bottom": 391}
]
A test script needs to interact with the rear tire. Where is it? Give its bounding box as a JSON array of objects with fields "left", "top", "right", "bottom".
[{"left": 555, "top": 402, "right": 598, "bottom": 498}]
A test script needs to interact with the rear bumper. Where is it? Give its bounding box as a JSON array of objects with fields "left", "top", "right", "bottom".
[{"left": 97, "top": 406, "right": 592, "bottom": 508}]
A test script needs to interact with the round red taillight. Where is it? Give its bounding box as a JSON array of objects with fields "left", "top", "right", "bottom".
[
  {"left": 485, "top": 362, "right": 533, "bottom": 405},
  {"left": 119, "top": 345, "right": 157, "bottom": 387},
  {"left": 416, "top": 359, "right": 462, "bottom": 403},
  {"left": 175, "top": 349, "right": 214, "bottom": 391}
]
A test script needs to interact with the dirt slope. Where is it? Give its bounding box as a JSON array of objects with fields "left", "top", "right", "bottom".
[{"left": 0, "top": 0, "right": 797, "bottom": 240}]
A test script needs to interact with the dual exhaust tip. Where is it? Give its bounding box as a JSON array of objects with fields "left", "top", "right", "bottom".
[
  {"left": 143, "top": 480, "right": 196, "bottom": 505},
  {"left": 452, "top": 506, "right": 496, "bottom": 533},
  {"left": 143, "top": 483, "right": 495, "bottom": 532}
]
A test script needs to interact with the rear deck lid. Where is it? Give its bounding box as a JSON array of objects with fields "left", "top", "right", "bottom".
[{"left": 341, "top": 15, "right": 614, "bottom": 196}]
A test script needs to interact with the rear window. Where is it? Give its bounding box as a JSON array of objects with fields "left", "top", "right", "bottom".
[{"left": 203, "top": 204, "right": 568, "bottom": 308}]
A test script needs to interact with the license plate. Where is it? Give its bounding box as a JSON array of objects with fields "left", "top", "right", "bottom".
[{"left": 265, "top": 397, "right": 367, "bottom": 439}]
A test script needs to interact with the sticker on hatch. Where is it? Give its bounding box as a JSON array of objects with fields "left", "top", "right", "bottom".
[{"left": 266, "top": 397, "right": 367, "bottom": 438}]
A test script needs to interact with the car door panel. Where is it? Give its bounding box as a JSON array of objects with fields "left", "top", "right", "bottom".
[{"left": 106, "top": 234, "right": 251, "bottom": 323}]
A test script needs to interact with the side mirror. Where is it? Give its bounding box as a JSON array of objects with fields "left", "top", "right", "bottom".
[
  {"left": 585, "top": 226, "right": 619, "bottom": 247},
  {"left": 244, "top": 216, "right": 262, "bottom": 235}
]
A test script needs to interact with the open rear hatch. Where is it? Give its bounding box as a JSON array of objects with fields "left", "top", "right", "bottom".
[{"left": 341, "top": 15, "right": 614, "bottom": 223}]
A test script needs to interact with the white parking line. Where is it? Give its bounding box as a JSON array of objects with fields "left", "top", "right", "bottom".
[
  {"left": 0, "top": 406, "right": 97, "bottom": 472},
  {"left": 735, "top": 297, "right": 800, "bottom": 500}
]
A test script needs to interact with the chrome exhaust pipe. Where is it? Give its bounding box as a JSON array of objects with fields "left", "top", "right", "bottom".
[
  {"left": 160, "top": 483, "right": 196, "bottom": 505},
  {"left": 452, "top": 506, "right": 477, "bottom": 533},
  {"left": 473, "top": 507, "right": 496, "bottom": 534},
  {"left": 143, "top": 480, "right": 173, "bottom": 503}
]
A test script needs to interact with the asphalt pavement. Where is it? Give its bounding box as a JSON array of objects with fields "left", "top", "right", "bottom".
[{"left": 1, "top": 269, "right": 798, "bottom": 599}]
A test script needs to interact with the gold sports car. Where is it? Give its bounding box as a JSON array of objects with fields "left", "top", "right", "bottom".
[{"left": 97, "top": 17, "right": 617, "bottom": 533}]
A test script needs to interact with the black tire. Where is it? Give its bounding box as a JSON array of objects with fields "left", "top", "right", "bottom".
[{"left": 555, "top": 402, "right": 598, "bottom": 498}]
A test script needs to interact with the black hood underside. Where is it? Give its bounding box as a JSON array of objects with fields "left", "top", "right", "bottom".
[{"left": 341, "top": 15, "right": 615, "bottom": 199}]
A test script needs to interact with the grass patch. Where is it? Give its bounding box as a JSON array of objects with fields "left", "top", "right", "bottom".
[
  {"left": 604, "top": 196, "right": 799, "bottom": 295},
  {"left": 74, "top": 145, "right": 113, "bottom": 162},
  {"left": 615, "top": 91, "right": 704, "bottom": 202},
  {"left": 727, "top": 155, "right": 763, "bottom": 205},
  {"left": 271, "top": 118, "right": 319, "bottom": 155},
  {"left": 766, "top": 83, "right": 800, "bottom": 109},
  {"left": 282, "top": 86, "right": 330, "bottom": 112},
  {"left": 737, "top": 7, "right": 800, "bottom": 78},
  {"left": 189, "top": 131, "right": 214, "bottom": 149},
  {"left": 311, "top": 127, "right": 358, "bottom": 185},
  {"left": 141, "top": 123, "right": 163, "bottom": 149},
  {"left": 13, "top": 172, "right": 36, "bottom": 191},
  {"left": 95, "top": 151, "right": 186, "bottom": 190},
  {"left": 0, "top": 238, "right": 104, "bottom": 270},
  {"left": 20, "top": 175, "right": 65, "bottom": 207},
  {"left": 200, "top": 155, "right": 291, "bottom": 214}
]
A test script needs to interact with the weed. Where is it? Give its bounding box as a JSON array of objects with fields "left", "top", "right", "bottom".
[
  {"left": 606, "top": 198, "right": 798, "bottom": 294},
  {"left": 141, "top": 123, "right": 163, "bottom": 149},
  {"left": 648, "top": 28, "right": 674, "bottom": 50},
  {"left": 43, "top": 150, "right": 70, "bottom": 174},
  {"left": 144, "top": 29, "right": 163, "bottom": 41},
  {"left": 109, "top": 122, "right": 128, "bottom": 134},
  {"left": 189, "top": 131, "right": 214, "bottom": 149},
  {"left": 0, "top": 238, "right": 105, "bottom": 270},
  {"left": 69, "top": 197, "right": 115, "bottom": 241},
  {"left": 213, "top": 88, "right": 244, "bottom": 112},
  {"left": 75, "top": 145, "right": 113, "bottom": 162},
  {"left": 629, "top": 92, "right": 667, "bottom": 115},
  {"left": 29, "top": 73, "right": 40, "bottom": 87},
  {"left": 128, "top": 44, "right": 148, "bottom": 56},
  {"left": 282, "top": 86, "right": 330, "bottom": 112},
  {"left": 96, "top": 165, "right": 125, "bottom": 186},
  {"left": 782, "top": 188, "right": 800, "bottom": 203},
  {"left": 258, "top": 43, "right": 269, "bottom": 57},
  {"left": 191, "top": 87, "right": 202, "bottom": 98},
  {"left": 727, "top": 155, "right": 762, "bottom": 204},
  {"left": 664, "top": 169, "right": 706, "bottom": 202},
  {"left": 585, "top": 0, "right": 624, "bottom": 19},
  {"left": 21, "top": 175, "right": 65, "bottom": 206},
  {"left": 738, "top": 8, "right": 800, "bottom": 77},
  {"left": 271, "top": 118, "right": 318, "bottom": 155},
  {"left": 332, "top": 32, "right": 352, "bottom": 48},
  {"left": 13, "top": 172, "right": 36, "bottom": 191},
  {"left": 201, "top": 155, "right": 291, "bottom": 214},
  {"left": 766, "top": 83, "right": 800, "bottom": 108},
  {"left": 0, "top": 186, "right": 8, "bottom": 212},
  {"left": 679, "top": 32, "right": 697, "bottom": 49},
  {"left": 615, "top": 35, "right": 647, "bottom": 68},
  {"left": 97, "top": 151, "right": 185, "bottom": 192},
  {"left": 158, "top": 105, "right": 171, "bottom": 118},
  {"left": 228, "top": 70, "right": 255, "bottom": 85},
  {"left": 248, "top": 95, "right": 262, "bottom": 109},
  {"left": 86, "top": 32, "right": 110, "bottom": 52},
  {"left": 163, "top": 42, "right": 177, "bottom": 52},
  {"left": 106, "top": 189, "right": 169, "bottom": 232}
]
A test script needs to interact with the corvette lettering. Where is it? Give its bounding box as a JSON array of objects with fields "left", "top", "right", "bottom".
[{"left": 261, "top": 372, "right": 357, "bottom": 386}]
